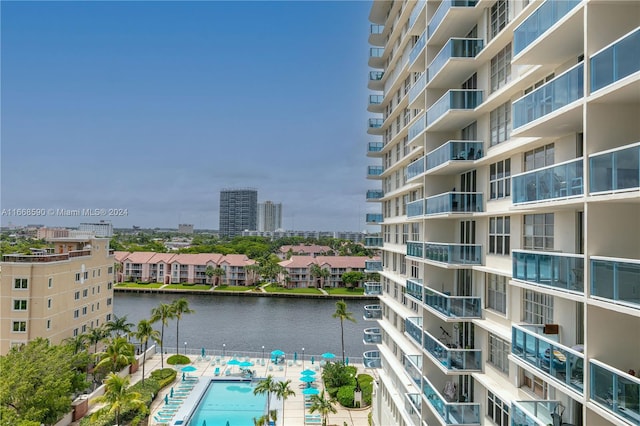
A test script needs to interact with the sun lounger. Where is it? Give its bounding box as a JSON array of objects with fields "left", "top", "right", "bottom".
[
  {"left": 279, "top": 365, "right": 284, "bottom": 371},
  {"left": 305, "top": 414, "right": 322, "bottom": 424},
  {"left": 214, "top": 367, "right": 220, "bottom": 376},
  {"left": 268, "top": 365, "right": 273, "bottom": 371},
  {"left": 153, "top": 415, "right": 170, "bottom": 425}
]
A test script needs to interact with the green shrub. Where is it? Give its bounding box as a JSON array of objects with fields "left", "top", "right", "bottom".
[
  {"left": 336, "top": 385, "right": 356, "bottom": 407},
  {"left": 167, "top": 354, "right": 190, "bottom": 365},
  {"left": 357, "top": 374, "right": 374, "bottom": 406},
  {"left": 322, "top": 362, "right": 356, "bottom": 392},
  {"left": 151, "top": 368, "right": 177, "bottom": 388}
]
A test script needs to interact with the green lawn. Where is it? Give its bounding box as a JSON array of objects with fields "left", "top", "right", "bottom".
[
  {"left": 164, "top": 284, "right": 212, "bottom": 290},
  {"left": 264, "top": 285, "right": 323, "bottom": 294},
  {"left": 325, "top": 287, "right": 365, "bottom": 295},
  {"left": 116, "top": 282, "right": 164, "bottom": 288},
  {"left": 213, "top": 285, "right": 254, "bottom": 292}
]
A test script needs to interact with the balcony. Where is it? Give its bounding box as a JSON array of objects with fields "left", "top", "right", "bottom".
[
  {"left": 589, "top": 143, "right": 640, "bottom": 194},
  {"left": 512, "top": 250, "right": 584, "bottom": 293},
  {"left": 427, "top": 38, "right": 484, "bottom": 87},
  {"left": 363, "top": 350, "right": 381, "bottom": 368},
  {"left": 364, "top": 260, "right": 383, "bottom": 272},
  {"left": 423, "top": 329, "right": 482, "bottom": 372},
  {"left": 511, "top": 400, "right": 561, "bottom": 426},
  {"left": 407, "top": 199, "right": 425, "bottom": 219},
  {"left": 422, "top": 374, "right": 480, "bottom": 426},
  {"left": 369, "top": 24, "right": 383, "bottom": 35},
  {"left": 363, "top": 304, "right": 382, "bottom": 320},
  {"left": 428, "top": 0, "right": 478, "bottom": 41},
  {"left": 364, "top": 236, "right": 383, "bottom": 248},
  {"left": 369, "top": 48, "right": 384, "bottom": 68},
  {"left": 363, "top": 327, "right": 382, "bottom": 345},
  {"left": 424, "top": 287, "right": 481, "bottom": 319},
  {"left": 366, "top": 189, "right": 384, "bottom": 201},
  {"left": 591, "top": 28, "right": 640, "bottom": 93},
  {"left": 426, "top": 140, "right": 483, "bottom": 174},
  {"left": 406, "top": 156, "right": 425, "bottom": 181},
  {"left": 405, "top": 317, "right": 423, "bottom": 347},
  {"left": 409, "top": 31, "right": 426, "bottom": 69},
  {"left": 512, "top": 158, "right": 584, "bottom": 204},
  {"left": 407, "top": 241, "right": 424, "bottom": 259},
  {"left": 591, "top": 256, "right": 640, "bottom": 309},
  {"left": 590, "top": 359, "right": 640, "bottom": 425},
  {"left": 425, "top": 192, "right": 483, "bottom": 215},
  {"left": 513, "top": 0, "right": 581, "bottom": 58},
  {"left": 408, "top": 114, "right": 427, "bottom": 143},
  {"left": 405, "top": 393, "right": 422, "bottom": 426},
  {"left": 426, "top": 90, "right": 483, "bottom": 130},
  {"left": 406, "top": 278, "right": 424, "bottom": 304},
  {"left": 364, "top": 282, "right": 382, "bottom": 296},
  {"left": 367, "top": 142, "right": 384, "bottom": 157},
  {"left": 513, "top": 63, "right": 584, "bottom": 131},
  {"left": 512, "top": 324, "right": 584, "bottom": 394},
  {"left": 368, "top": 71, "right": 384, "bottom": 90},
  {"left": 366, "top": 213, "right": 383, "bottom": 224},
  {"left": 368, "top": 118, "right": 383, "bottom": 129},
  {"left": 409, "top": 72, "right": 426, "bottom": 108},
  {"left": 403, "top": 354, "right": 423, "bottom": 387},
  {"left": 368, "top": 94, "right": 384, "bottom": 109},
  {"left": 408, "top": 0, "right": 425, "bottom": 31},
  {"left": 367, "top": 165, "right": 384, "bottom": 178},
  {"left": 424, "top": 243, "right": 482, "bottom": 265}
]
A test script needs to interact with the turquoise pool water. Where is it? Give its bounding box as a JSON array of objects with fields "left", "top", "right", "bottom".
[{"left": 187, "top": 380, "right": 266, "bottom": 426}]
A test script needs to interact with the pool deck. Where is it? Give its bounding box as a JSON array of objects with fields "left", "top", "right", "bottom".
[{"left": 139, "top": 352, "right": 374, "bottom": 426}]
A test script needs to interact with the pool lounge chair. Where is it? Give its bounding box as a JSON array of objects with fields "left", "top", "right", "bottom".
[
  {"left": 305, "top": 414, "right": 322, "bottom": 424},
  {"left": 153, "top": 415, "right": 170, "bottom": 425},
  {"left": 214, "top": 367, "right": 220, "bottom": 376}
]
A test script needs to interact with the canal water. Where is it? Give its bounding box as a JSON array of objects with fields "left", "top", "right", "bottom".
[{"left": 114, "top": 293, "right": 373, "bottom": 359}]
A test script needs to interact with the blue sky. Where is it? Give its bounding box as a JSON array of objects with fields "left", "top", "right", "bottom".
[{"left": 1, "top": 1, "right": 376, "bottom": 231}]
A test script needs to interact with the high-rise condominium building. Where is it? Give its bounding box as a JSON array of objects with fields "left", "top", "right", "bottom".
[
  {"left": 258, "top": 201, "right": 283, "bottom": 232},
  {"left": 0, "top": 237, "right": 115, "bottom": 354},
  {"left": 219, "top": 188, "right": 258, "bottom": 237},
  {"left": 364, "top": 2, "right": 639, "bottom": 426},
  {"left": 78, "top": 220, "right": 113, "bottom": 237}
]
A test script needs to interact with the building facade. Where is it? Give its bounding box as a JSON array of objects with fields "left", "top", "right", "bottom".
[
  {"left": 365, "top": 2, "right": 639, "bottom": 426},
  {"left": 0, "top": 237, "right": 115, "bottom": 355},
  {"left": 178, "top": 224, "right": 194, "bottom": 234},
  {"left": 219, "top": 188, "right": 258, "bottom": 237},
  {"left": 78, "top": 220, "right": 113, "bottom": 237},
  {"left": 278, "top": 255, "right": 380, "bottom": 288},
  {"left": 257, "top": 201, "right": 283, "bottom": 232}
]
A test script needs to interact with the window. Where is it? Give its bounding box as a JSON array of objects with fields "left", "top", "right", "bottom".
[
  {"left": 74, "top": 291, "right": 80, "bottom": 300},
  {"left": 486, "top": 273, "right": 507, "bottom": 314},
  {"left": 489, "top": 217, "right": 510, "bottom": 255},
  {"left": 75, "top": 273, "right": 81, "bottom": 282},
  {"left": 73, "top": 328, "right": 79, "bottom": 337},
  {"left": 488, "top": 334, "right": 510, "bottom": 374},
  {"left": 13, "top": 300, "right": 28, "bottom": 310},
  {"left": 524, "top": 143, "right": 554, "bottom": 172},
  {"left": 523, "top": 213, "right": 554, "bottom": 250},
  {"left": 107, "top": 282, "right": 113, "bottom": 290},
  {"left": 82, "top": 324, "right": 87, "bottom": 333},
  {"left": 74, "top": 309, "right": 79, "bottom": 319},
  {"left": 489, "top": 0, "right": 509, "bottom": 39},
  {"left": 48, "top": 278, "right": 53, "bottom": 288},
  {"left": 12, "top": 321, "right": 27, "bottom": 332},
  {"left": 46, "top": 320, "right": 51, "bottom": 330},
  {"left": 14, "top": 278, "right": 28, "bottom": 289},
  {"left": 490, "top": 43, "right": 512, "bottom": 92},
  {"left": 106, "top": 314, "right": 112, "bottom": 321},
  {"left": 522, "top": 371, "right": 548, "bottom": 398},
  {"left": 107, "top": 298, "right": 112, "bottom": 306},
  {"left": 523, "top": 289, "right": 554, "bottom": 324},
  {"left": 524, "top": 74, "right": 555, "bottom": 94},
  {"left": 487, "top": 391, "right": 509, "bottom": 426},
  {"left": 47, "top": 299, "right": 52, "bottom": 309},
  {"left": 108, "top": 266, "right": 113, "bottom": 274},
  {"left": 84, "top": 271, "right": 88, "bottom": 280},
  {"left": 82, "top": 306, "right": 87, "bottom": 316},
  {"left": 82, "top": 289, "right": 88, "bottom": 298},
  {"left": 489, "top": 159, "right": 511, "bottom": 199},
  {"left": 490, "top": 102, "right": 511, "bottom": 146}
]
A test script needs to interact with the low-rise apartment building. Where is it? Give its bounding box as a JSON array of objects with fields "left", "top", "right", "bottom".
[{"left": 278, "top": 255, "right": 380, "bottom": 288}]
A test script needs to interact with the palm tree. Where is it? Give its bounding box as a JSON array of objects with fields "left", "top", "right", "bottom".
[
  {"left": 205, "top": 265, "right": 215, "bottom": 285},
  {"left": 332, "top": 300, "right": 356, "bottom": 364},
  {"left": 308, "top": 390, "right": 337, "bottom": 426},
  {"left": 274, "top": 380, "right": 295, "bottom": 422},
  {"left": 94, "top": 336, "right": 136, "bottom": 373},
  {"left": 87, "top": 325, "right": 109, "bottom": 354},
  {"left": 91, "top": 373, "right": 145, "bottom": 425},
  {"left": 319, "top": 267, "right": 331, "bottom": 288},
  {"left": 171, "top": 298, "right": 194, "bottom": 355},
  {"left": 64, "top": 333, "right": 88, "bottom": 354},
  {"left": 246, "top": 263, "right": 261, "bottom": 286},
  {"left": 114, "top": 262, "right": 122, "bottom": 282},
  {"left": 309, "top": 264, "right": 323, "bottom": 287},
  {"left": 106, "top": 314, "right": 134, "bottom": 339},
  {"left": 150, "top": 303, "right": 174, "bottom": 368},
  {"left": 212, "top": 267, "right": 226, "bottom": 285},
  {"left": 253, "top": 375, "right": 276, "bottom": 420},
  {"left": 135, "top": 319, "right": 160, "bottom": 385}
]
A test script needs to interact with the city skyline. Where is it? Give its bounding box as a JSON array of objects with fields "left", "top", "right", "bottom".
[{"left": 1, "top": 1, "right": 375, "bottom": 232}]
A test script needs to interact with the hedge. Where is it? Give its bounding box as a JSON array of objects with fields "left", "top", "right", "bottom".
[{"left": 167, "top": 354, "right": 190, "bottom": 365}]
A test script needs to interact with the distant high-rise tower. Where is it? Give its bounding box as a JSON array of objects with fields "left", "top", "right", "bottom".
[
  {"left": 258, "top": 201, "right": 282, "bottom": 232},
  {"left": 219, "top": 188, "right": 258, "bottom": 237}
]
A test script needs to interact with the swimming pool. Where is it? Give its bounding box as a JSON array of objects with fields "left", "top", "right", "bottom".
[{"left": 187, "top": 380, "right": 267, "bottom": 425}]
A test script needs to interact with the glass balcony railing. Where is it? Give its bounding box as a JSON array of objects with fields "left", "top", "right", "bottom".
[
  {"left": 367, "top": 142, "right": 384, "bottom": 154},
  {"left": 428, "top": 38, "right": 484, "bottom": 81},
  {"left": 591, "top": 256, "right": 640, "bottom": 308},
  {"left": 511, "top": 400, "right": 560, "bottom": 426},
  {"left": 427, "top": 90, "right": 483, "bottom": 127},
  {"left": 512, "top": 158, "right": 584, "bottom": 204},
  {"left": 405, "top": 393, "right": 422, "bottom": 426},
  {"left": 422, "top": 375, "right": 481, "bottom": 425},
  {"left": 364, "top": 237, "right": 383, "bottom": 248},
  {"left": 367, "top": 166, "right": 383, "bottom": 176},
  {"left": 406, "top": 278, "right": 424, "bottom": 303},
  {"left": 409, "top": 114, "right": 427, "bottom": 141},
  {"left": 368, "top": 118, "right": 383, "bottom": 129},
  {"left": 426, "top": 140, "right": 483, "bottom": 170},
  {"left": 370, "top": 48, "right": 384, "bottom": 58},
  {"left": 366, "top": 213, "right": 383, "bottom": 224},
  {"left": 512, "top": 250, "right": 584, "bottom": 293},
  {"left": 409, "top": 0, "right": 426, "bottom": 30},
  {"left": 366, "top": 189, "right": 384, "bottom": 200},
  {"left": 424, "top": 243, "right": 482, "bottom": 265},
  {"left": 363, "top": 327, "right": 382, "bottom": 344},
  {"left": 363, "top": 304, "right": 382, "bottom": 320},
  {"left": 364, "top": 260, "right": 383, "bottom": 272},
  {"left": 591, "top": 28, "right": 640, "bottom": 92},
  {"left": 369, "top": 71, "right": 384, "bottom": 81},
  {"left": 364, "top": 282, "right": 382, "bottom": 296},
  {"left": 513, "top": 0, "right": 581, "bottom": 56},
  {"left": 406, "top": 156, "right": 425, "bottom": 181},
  {"left": 363, "top": 350, "right": 381, "bottom": 368},
  {"left": 424, "top": 287, "right": 481, "bottom": 318},
  {"left": 410, "top": 31, "right": 426, "bottom": 65},
  {"left": 406, "top": 317, "right": 423, "bottom": 346},
  {"left": 428, "top": 0, "right": 478, "bottom": 39},
  {"left": 370, "top": 24, "right": 384, "bottom": 35},
  {"left": 369, "top": 95, "right": 384, "bottom": 105},
  {"left": 403, "top": 354, "right": 423, "bottom": 387},
  {"left": 513, "top": 63, "right": 584, "bottom": 129},
  {"left": 589, "top": 143, "right": 640, "bottom": 193},
  {"left": 407, "top": 241, "right": 424, "bottom": 259},
  {"left": 423, "top": 330, "right": 482, "bottom": 371},
  {"left": 425, "top": 192, "right": 483, "bottom": 214},
  {"left": 407, "top": 199, "right": 425, "bottom": 218},
  {"left": 512, "top": 324, "right": 584, "bottom": 394},
  {"left": 409, "top": 72, "right": 426, "bottom": 105},
  {"left": 590, "top": 359, "right": 640, "bottom": 424}
]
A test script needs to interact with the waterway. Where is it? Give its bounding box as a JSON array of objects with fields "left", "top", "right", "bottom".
[{"left": 114, "top": 293, "right": 374, "bottom": 359}]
